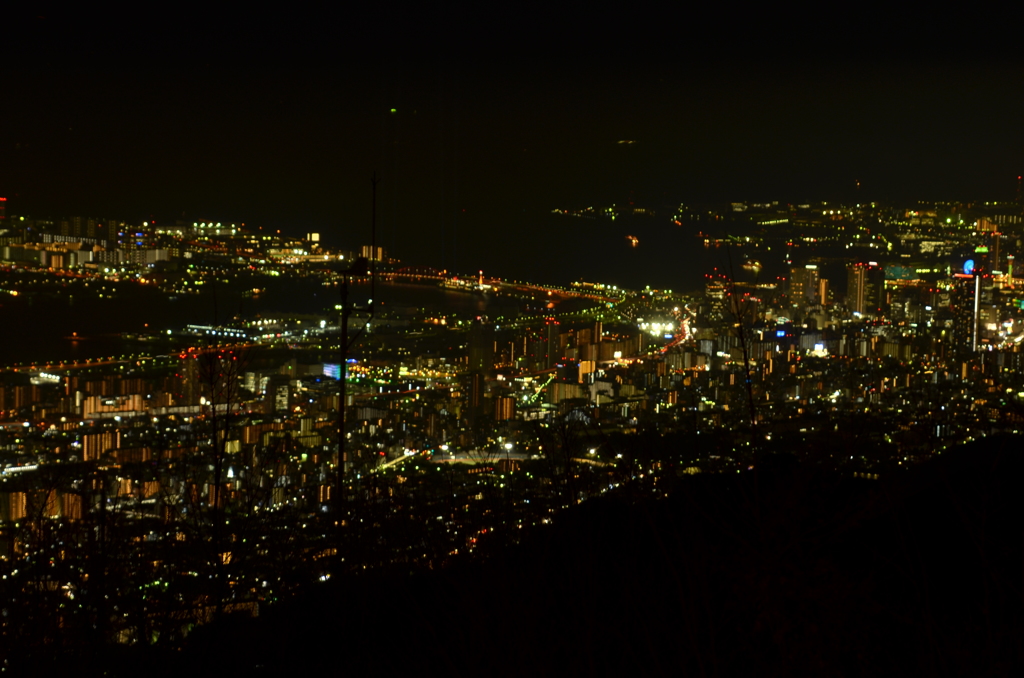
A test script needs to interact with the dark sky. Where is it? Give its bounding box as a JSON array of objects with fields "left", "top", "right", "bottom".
[{"left": 3, "top": 10, "right": 1023, "bottom": 276}]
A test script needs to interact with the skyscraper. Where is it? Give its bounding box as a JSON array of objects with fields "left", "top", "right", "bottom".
[
  {"left": 467, "top": 320, "right": 494, "bottom": 374},
  {"left": 950, "top": 256, "right": 991, "bottom": 355},
  {"left": 177, "top": 352, "right": 201, "bottom": 406},
  {"left": 789, "top": 264, "right": 820, "bottom": 306},
  {"left": 846, "top": 263, "right": 885, "bottom": 316},
  {"left": 951, "top": 272, "right": 981, "bottom": 354}
]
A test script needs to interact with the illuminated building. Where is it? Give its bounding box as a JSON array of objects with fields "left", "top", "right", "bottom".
[
  {"left": 494, "top": 395, "right": 515, "bottom": 421},
  {"left": 575, "top": 321, "right": 603, "bottom": 361},
  {"left": 177, "top": 352, "right": 202, "bottom": 406},
  {"left": 951, "top": 273, "right": 981, "bottom": 354},
  {"left": 789, "top": 264, "right": 820, "bottom": 306},
  {"left": 81, "top": 430, "right": 122, "bottom": 462},
  {"left": 544, "top": 319, "right": 561, "bottom": 369},
  {"left": 265, "top": 374, "right": 292, "bottom": 413},
  {"left": 846, "top": 262, "right": 885, "bottom": 315},
  {"left": 989, "top": 234, "right": 1003, "bottom": 275},
  {"left": 951, "top": 257, "right": 991, "bottom": 355},
  {"left": 0, "top": 492, "right": 27, "bottom": 522}
]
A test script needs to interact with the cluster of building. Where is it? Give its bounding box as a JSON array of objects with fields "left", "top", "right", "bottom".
[
  {"left": 2, "top": 194, "right": 1024, "bottom": 644},
  {"left": 0, "top": 210, "right": 375, "bottom": 279}
]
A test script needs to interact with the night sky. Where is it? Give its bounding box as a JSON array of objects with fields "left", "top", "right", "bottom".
[{"left": 3, "top": 10, "right": 1023, "bottom": 278}]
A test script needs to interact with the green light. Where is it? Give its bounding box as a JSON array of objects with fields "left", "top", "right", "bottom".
[{"left": 390, "top": 108, "right": 397, "bottom": 113}]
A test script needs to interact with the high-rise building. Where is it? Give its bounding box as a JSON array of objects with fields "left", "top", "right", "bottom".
[
  {"left": 544, "top": 319, "right": 562, "bottom": 368},
  {"left": 950, "top": 254, "right": 994, "bottom": 355},
  {"left": 990, "top": 233, "right": 1003, "bottom": 274},
  {"left": 467, "top": 320, "right": 494, "bottom": 374},
  {"left": 789, "top": 264, "right": 820, "bottom": 306},
  {"left": 177, "top": 352, "right": 202, "bottom": 405},
  {"left": 951, "top": 272, "right": 982, "bottom": 354},
  {"left": 82, "top": 429, "right": 122, "bottom": 462},
  {"left": 264, "top": 374, "right": 292, "bottom": 414},
  {"left": 494, "top": 396, "right": 515, "bottom": 421},
  {"left": 846, "top": 263, "right": 885, "bottom": 315}
]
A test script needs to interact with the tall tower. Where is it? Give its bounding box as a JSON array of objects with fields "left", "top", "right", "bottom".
[
  {"left": 950, "top": 254, "right": 995, "bottom": 355},
  {"left": 847, "top": 265, "right": 864, "bottom": 314},
  {"left": 467, "top": 319, "right": 494, "bottom": 374},
  {"left": 846, "top": 263, "right": 884, "bottom": 316},
  {"left": 466, "top": 319, "right": 493, "bottom": 423},
  {"left": 177, "top": 351, "right": 201, "bottom": 406},
  {"left": 951, "top": 271, "right": 981, "bottom": 354},
  {"left": 544, "top": 318, "right": 561, "bottom": 368}
]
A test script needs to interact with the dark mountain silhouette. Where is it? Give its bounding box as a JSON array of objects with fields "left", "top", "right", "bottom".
[{"left": 15, "top": 436, "right": 1024, "bottom": 677}]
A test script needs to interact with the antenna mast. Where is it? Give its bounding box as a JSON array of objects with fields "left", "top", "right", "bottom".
[{"left": 335, "top": 174, "right": 378, "bottom": 525}]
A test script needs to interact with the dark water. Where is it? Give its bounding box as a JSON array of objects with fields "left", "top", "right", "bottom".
[
  {"left": 0, "top": 210, "right": 781, "bottom": 366},
  {"left": 436, "top": 211, "right": 780, "bottom": 293},
  {"left": 0, "top": 278, "right": 590, "bottom": 366}
]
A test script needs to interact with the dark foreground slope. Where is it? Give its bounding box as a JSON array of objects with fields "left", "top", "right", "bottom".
[{"left": 17, "top": 435, "right": 1024, "bottom": 677}]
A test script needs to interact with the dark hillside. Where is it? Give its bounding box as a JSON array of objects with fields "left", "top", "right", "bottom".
[{"left": 17, "top": 437, "right": 1024, "bottom": 677}]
